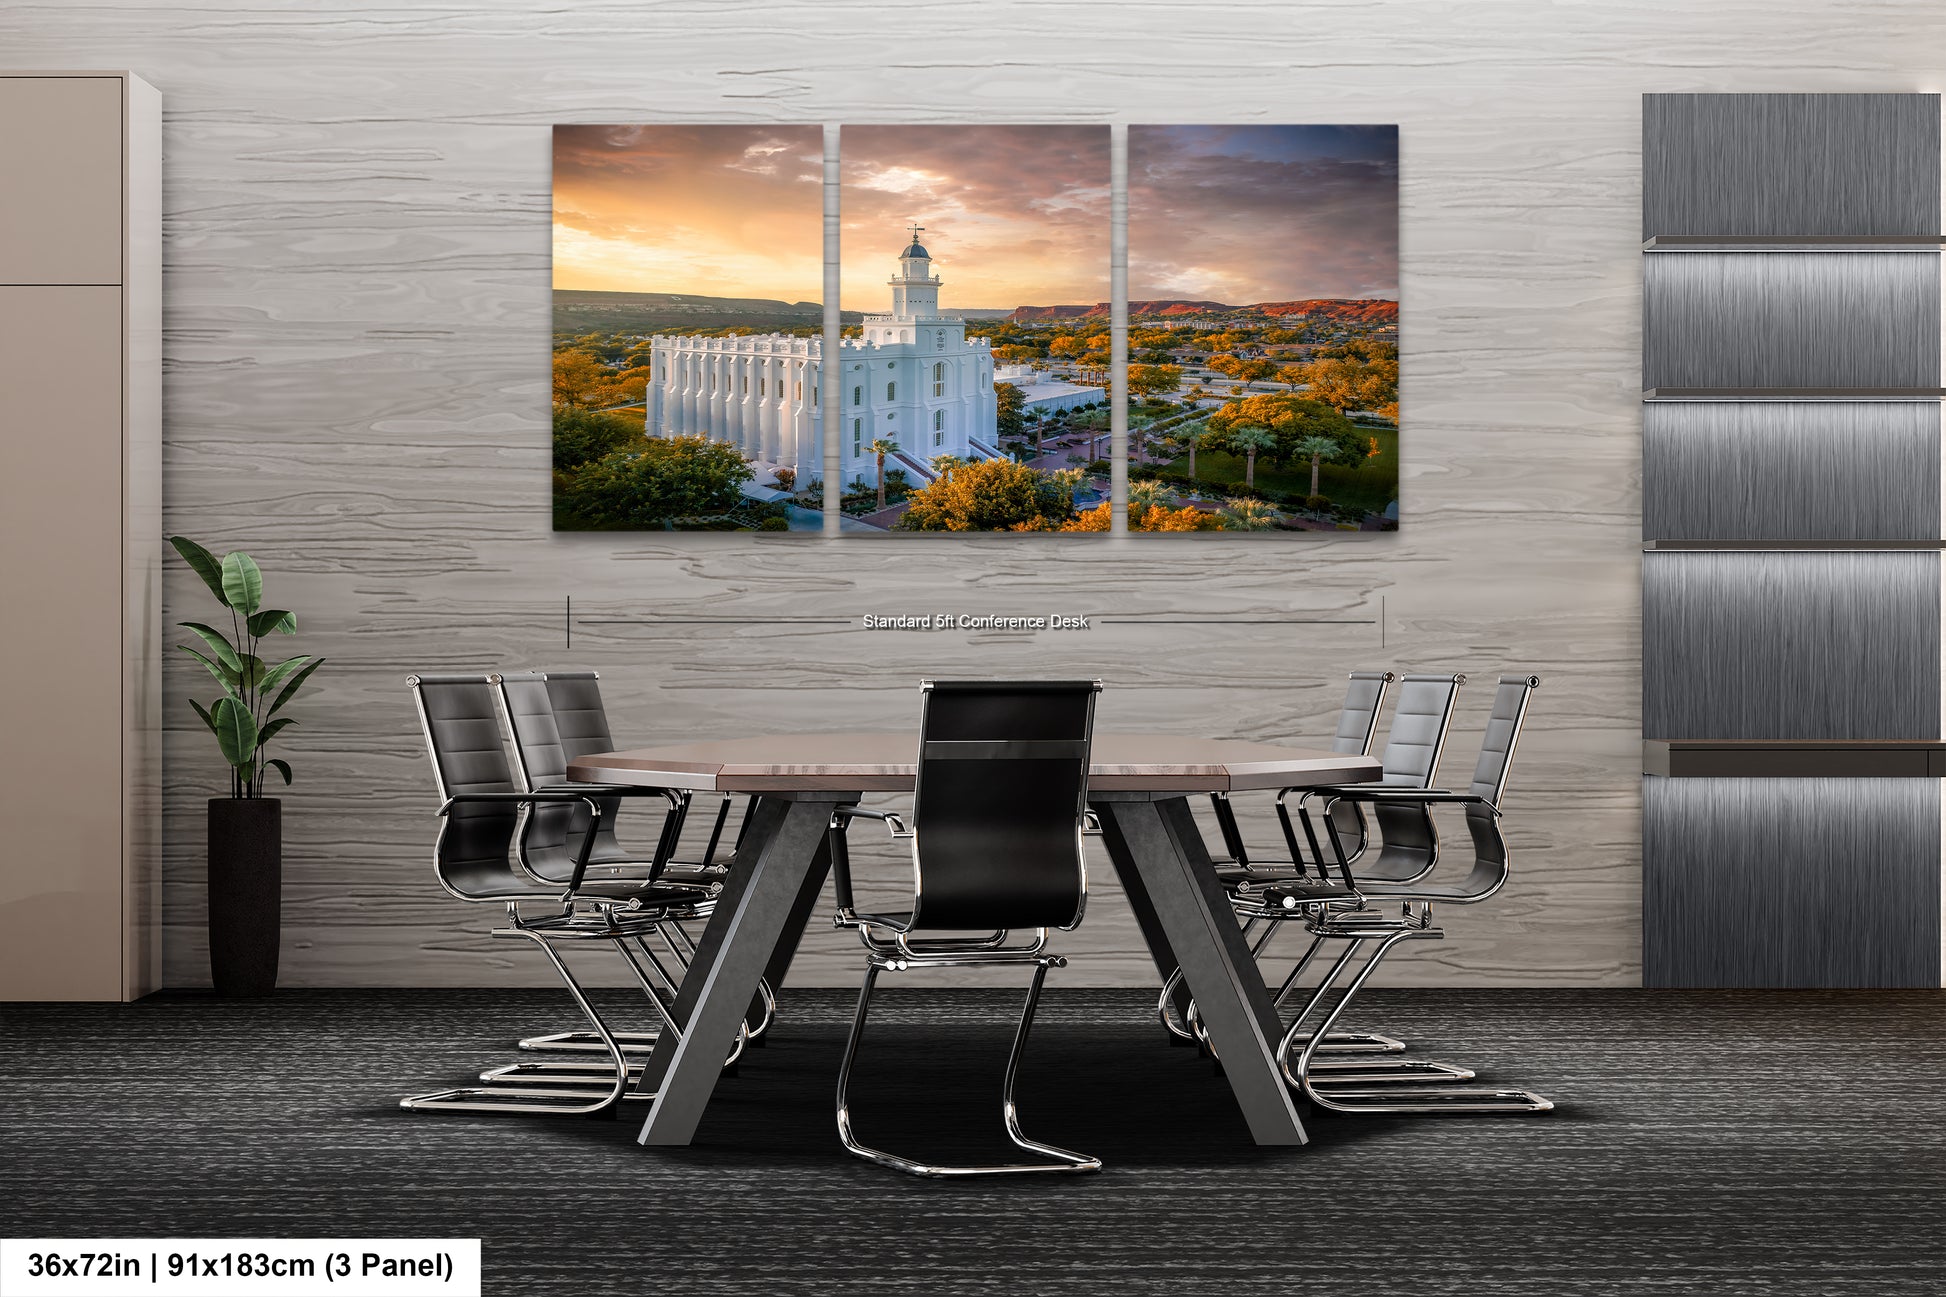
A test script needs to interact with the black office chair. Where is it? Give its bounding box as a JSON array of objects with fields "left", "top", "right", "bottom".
[
  {"left": 400, "top": 673, "right": 713, "bottom": 1116},
  {"left": 491, "top": 670, "right": 767, "bottom": 1062},
  {"left": 1275, "top": 674, "right": 1553, "bottom": 1114},
  {"left": 827, "top": 679, "right": 1103, "bottom": 1177}
]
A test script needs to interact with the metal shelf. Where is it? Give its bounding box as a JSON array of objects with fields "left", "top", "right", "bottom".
[
  {"left": 1644, "top": 539, "right": 1946, "bottom": 552},
  {"left": 1644, "top": 235, "right": 1946, "bottom": 252},
  {"left": 1646, "top": 739, "right": 1946, "bottom": 778},
  {"left": 1643, "top": 388, "right": 1946, "bottom": 402}
]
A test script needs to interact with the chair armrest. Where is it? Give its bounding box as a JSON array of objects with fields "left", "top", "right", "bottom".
[
  {"left": 1323, "top": 788, "right": 1501, "bottom": 816},
  {"left": 1082, "top": 810, "right": 1102, "bottom": 836},
  {"left": 832, "top": 806, "right": 912, "bottom": 838},
  {"left": 531, "top": 781, "right": 686, "bottom": 808},
  {"left": 436, "top": 791, "right": 620, "bottom": 897},
  {"left": 438, "top": 790, "right": 604, "bottom": 814}
]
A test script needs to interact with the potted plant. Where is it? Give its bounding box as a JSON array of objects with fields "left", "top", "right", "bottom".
[{"left": 169, "top": 536, "right": 324, "bottom": 997}]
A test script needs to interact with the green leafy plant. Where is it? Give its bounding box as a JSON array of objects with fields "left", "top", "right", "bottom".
[{"left": 170, "top": 537, "right": 323, "bottom": 798}]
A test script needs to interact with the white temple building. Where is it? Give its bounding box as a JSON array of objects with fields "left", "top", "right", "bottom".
[
  {"left": 644, "top": 227, "right": 1001, "bottom": 487},
  {"left": 994, "top": 364, "right": 1105, "bottom": 415}
]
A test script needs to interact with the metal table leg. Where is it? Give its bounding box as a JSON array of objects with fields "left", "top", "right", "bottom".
[
  {"left": 635, "top": 792, "right": 851, "bottom": 1146},
  {"left": 1093, "top": 794, "right": 1308, "bottom": 1147}
]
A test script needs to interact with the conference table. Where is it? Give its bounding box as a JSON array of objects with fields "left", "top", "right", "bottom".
[{"left": 567, "top": 732, "right": 1380, "bottom": 1148}]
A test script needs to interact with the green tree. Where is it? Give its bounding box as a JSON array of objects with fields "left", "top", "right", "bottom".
[
  {"left": 1128, "top": 363, "right": 1184, "bottom": 401},
  {"left": 1218, "top": 498, "right": 1280, "bottom": 531},
  {"left": 1302, "top": 352, "right": 1399, "bottom": 418},
  {"left": 995, "top": 380, "right": 1027, "bottom": 441},
  {"left": 1226, "top": 426, "right": 1277, "bottom": 488},
  {"left": 1233, "top": 358, "right": 1278, "bottom": 391},
  {"left": 1207, "top": 392, "right": 1361, "bottom": 470},
  {"left": 899, "top": 458, "right": 1071, "bottom": 531},
  {"left": 552, "top": 349, "right": 610, "bottom": 409},
  {"left": 559, "top": 435, "right": 752, "bottom": 529},
  {"left": 1293, "top": 433, "right": 1350, "bottom": 497},
  {"left": 868, "top": 437, "right": 900, "bottom": 510},
  {"left": 553, "top": 407, "right": 641, "bottom": 473}
]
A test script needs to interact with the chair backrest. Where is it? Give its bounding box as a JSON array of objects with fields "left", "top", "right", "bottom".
[
  {"left": 909, "top": 680, "right": 1100, "bottom": 932},
  {"left": 408, "top": 673, "right": 525, "bottom": 900},
  {"left": 1323, "top": 670, "right": 1396, "bottom": 860},
  {"left": 1451, "top": 675, "right": 1541, "bottom": 901},
  {"left": 1348, "top": 673, "right": 1464, "bottom": 884},
  {"left": 1376, "top": 672, "right": 1465, "bottom": 787},
  {"left": 494, "top": 670, "right": 630, "bottom": 883},
  {"left": 1331, "top": 670, "right": 1395, "bottom": 756}
]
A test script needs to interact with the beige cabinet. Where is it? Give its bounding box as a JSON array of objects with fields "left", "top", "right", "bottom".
[{"left": 0, "top": 72, "right": 161, "bottom": 1000}]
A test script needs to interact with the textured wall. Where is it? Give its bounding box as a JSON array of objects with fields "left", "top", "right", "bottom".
[
  {"left": 1643, "top": 402, "right": 1941, "bottom": 540},
  {"left": 9, "top": 0, "right": 1946, "bottom": 989},
  {"left": 1644, "top": 777, "right": 1942, "bottom": 986}
]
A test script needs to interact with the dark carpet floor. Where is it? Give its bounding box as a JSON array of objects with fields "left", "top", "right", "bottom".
[{"left": 2, "top": 986, "right": 1943, "bottom": 1295}]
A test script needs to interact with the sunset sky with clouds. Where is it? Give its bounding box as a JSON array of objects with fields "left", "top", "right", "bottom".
[
  {"left": 552, "top": 124, "right": 825, "bottom": 299},
  {"left": 1129, "top": 125, "right": 1399, "bottom": 303},
  {"left": 838, "top": 125, "right": 1110, "bottom": 311},
  {"left": 553, "top": 123, "right": 1393, "bottom": 309}
]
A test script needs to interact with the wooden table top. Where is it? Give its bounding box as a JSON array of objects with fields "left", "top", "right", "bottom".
[{"left": 567, "top": 732, "right": 1379, "bottom": 794}]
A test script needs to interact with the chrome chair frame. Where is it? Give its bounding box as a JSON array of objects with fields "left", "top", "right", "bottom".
[
  {"left": 1273, "top": 675, "right": 1553, "bottom": 1115},
  {"left": 398, "top": 673, "right": 723, "bottom": 1116},
  {"left": 826, "top": 679, "right": 1104, "bottom": 1177},
  {"left": 490, "top": 670, "right": 771, "bottom": 1060}
]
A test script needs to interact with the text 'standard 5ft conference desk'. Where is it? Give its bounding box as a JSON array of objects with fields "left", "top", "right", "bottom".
[{"left": 568, "top": 733, "right": 1380, "bottom": 1148}]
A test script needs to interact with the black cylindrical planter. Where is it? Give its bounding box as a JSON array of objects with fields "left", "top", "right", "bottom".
[{"left": 208, "top": 797, "right": 282, "bottom": 997}]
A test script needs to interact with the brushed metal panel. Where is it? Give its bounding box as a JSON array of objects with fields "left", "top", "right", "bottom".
[
  {"left": 1643, "top": 776, "right": 1940, "bottom": 987},
  {"left": 1643, "top": 254, "right": 1941, "bottom": 391},
  {"left": 1642, "top": 551, "right": 1941, "bottom": 740},
  {"left": 1643, "top": 402, "right": 1941, "bottom": 540},
  {"left": 1644, "top": 94, "right": 1941, "bottom": 238}
]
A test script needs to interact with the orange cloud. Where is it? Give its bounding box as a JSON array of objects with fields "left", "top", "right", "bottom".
[
  {"left": 552, "top": 124, "right": 823, "bottom": 298},
  {"left": 840, "top": 125, "right": 1110, "bottom": 312}
]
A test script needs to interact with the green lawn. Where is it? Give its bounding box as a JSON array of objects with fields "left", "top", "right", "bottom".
[{"left": 1159, "top": 427, "right": 1399, "bottom": 515}]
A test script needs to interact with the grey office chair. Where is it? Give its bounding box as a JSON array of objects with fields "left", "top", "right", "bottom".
[
  {"left": 827, "top": 680, "right": 1103, "bottom": 1177},
  {"left": 1275, "top": 674, "right": 1553, "bottom": 1115},
  {"left": 400, "top": 673, "right": 714, "bottom": 1116},
  {"left": 491, "top": 670, "right": 767, "bottom": 1062}
]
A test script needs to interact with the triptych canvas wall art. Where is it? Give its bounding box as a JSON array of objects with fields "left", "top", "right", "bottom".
[{"left": 550, "top": 124, "right": 1398, "bottom": 535}]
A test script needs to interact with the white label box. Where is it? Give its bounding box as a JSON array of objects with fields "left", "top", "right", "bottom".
[{"left": 0, "top": 1239, "right": 481, "bottom": 1297}]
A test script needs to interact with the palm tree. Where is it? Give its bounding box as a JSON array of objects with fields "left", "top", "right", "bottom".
[
  {"left": 1128, "top": 477, "right": 1170, "bottom": 525},
  {"left": 930, "top": 453, "right": 967, "bottom": 476},
  {"left": 1229, "top": 426, "right": 1277, "bottom": 490},
  {"left": 1218, "top": 497, "right": 1279, "bottom": 531},
  {"left": 868, "top": 437, "right": 899, "bottom": 510},
  {"left": 1293, "top": 433, "right": 1344, "bottom": 497},
  {"left": 1049, "top": 466, "right": 1086, "bottom": 510}
]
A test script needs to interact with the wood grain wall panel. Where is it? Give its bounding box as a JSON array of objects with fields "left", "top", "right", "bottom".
[
  {"left": 1642, "top": 402, "right": 1942, "bottom": 540},
  {"left": 1643, "top": 551, "right": 1941, "bottom": 740},
  {"left": 1643, "top": 777, "right": 1941, "bottom": 986},
  {"left": 1642, "top": 253, "right": 1941, "bottom": 390},
  {"left": 27, "top": 0, "right": 1946, "bottom": 988},
  {"left": 1643, "top": 93, "right": 1941, "bottom": 237}
]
